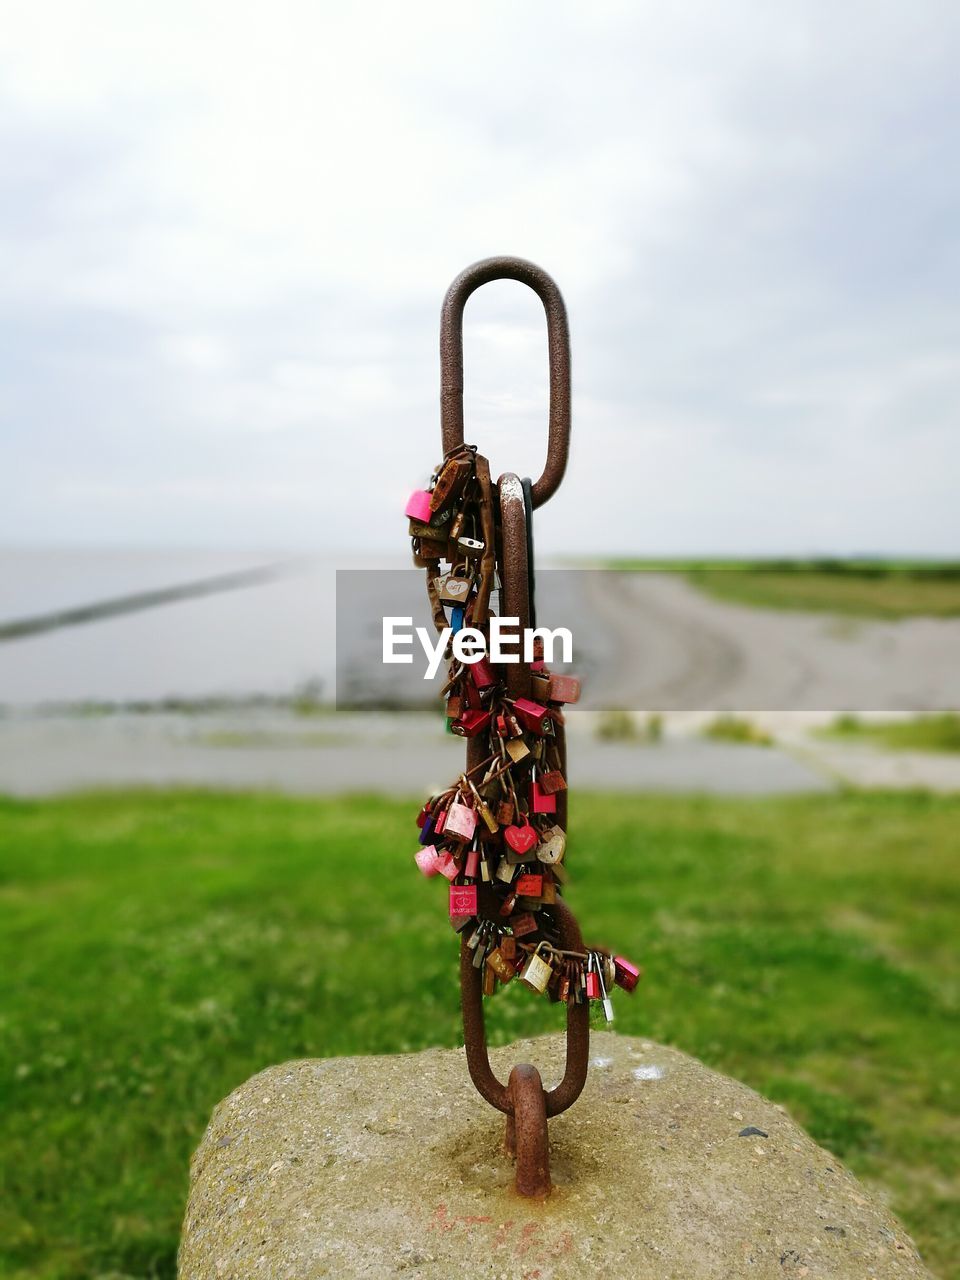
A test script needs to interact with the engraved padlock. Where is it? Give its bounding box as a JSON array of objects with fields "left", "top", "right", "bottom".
[
  {"left": 444, "top": 798, "right": 477, "bottom": 842},
  {"left": 449, "top": 883, "right": 478, "bottom": 917},
  {"left": 511, "top": 912, "right": 538, "bottom": 938},
  {"left": 515, "top": 872, "right": 543, "bottom": 898},
  {"left": 519, "top": 942, "right": 554, "bottom": 994},
  {"left": 437, "top": 563, "right": 474, "bottom": 604},
  {"left": 486, "top": 945, "right": 517, "bottom": 983}
]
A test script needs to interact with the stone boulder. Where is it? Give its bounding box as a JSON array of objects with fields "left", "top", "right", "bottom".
[{"left": 179, "top": 1032, "right": 931, "bottom": 1279}]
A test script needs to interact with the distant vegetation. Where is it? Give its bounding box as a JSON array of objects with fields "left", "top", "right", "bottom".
[
  {"left": 822, "top": 713, "right": 960, "bottom": 753},
  {"left": 702, "top": 715, "right": 774, "bottom": 746},
  {"left": 604, "top": 559, "right": 960, "bottom": 619}
]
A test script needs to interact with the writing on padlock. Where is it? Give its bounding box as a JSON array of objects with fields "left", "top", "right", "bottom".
[
  {"left": 519, "top": 942, "right": 554, "bottom": 994},
  {"left": 449, "top": 883, "right": 478, "bottom": 917},
  {"left": 437, "top": 564, "right": 474, "bottom": 604},
  {"left": 444, "top": 798, "right": 477, "bottom": 842}
]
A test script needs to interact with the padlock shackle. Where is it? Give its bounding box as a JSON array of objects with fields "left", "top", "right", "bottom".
[{"left": 440, "top": 256, "right": 571, "bottom": 509}]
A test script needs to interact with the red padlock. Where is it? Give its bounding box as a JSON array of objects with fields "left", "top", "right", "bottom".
[
  {"left": 530, "top": 781, "right": 557, "bottom": 814},
  {"left": 547, "top": 674, "right": 581, "bottom": 704},
  {"left": 512, "top": 697, "right": 552, "bottom": 735},
  {"left": 515, "top": 872, "right": 543, "bottom": 897},
  {"left": 451, "top": 709, "right": 492, "bottom": 738},
  {"left": 614, "top": 955, "right": 642, "bottom": 992}
]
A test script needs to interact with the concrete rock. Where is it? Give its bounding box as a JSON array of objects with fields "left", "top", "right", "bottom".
[{"left": 179, "top": 1033, "right": 931, "bottom": 1280}]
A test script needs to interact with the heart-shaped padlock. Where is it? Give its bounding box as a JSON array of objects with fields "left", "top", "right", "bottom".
[
  {"left": 504, "top": 821, "right": 538, "bottom": 856},
  {"left": 537, "top": 824, "right": 566, "bottom": 865}
]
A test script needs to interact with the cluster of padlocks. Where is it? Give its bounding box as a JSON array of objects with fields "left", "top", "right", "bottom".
[{"left": 406, "top": 445, "right": 641, "bottom": 1011}]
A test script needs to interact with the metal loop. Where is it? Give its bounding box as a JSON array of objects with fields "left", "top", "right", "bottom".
[{"left": 440, "top": 257, "right": 571, "bottom": 508}]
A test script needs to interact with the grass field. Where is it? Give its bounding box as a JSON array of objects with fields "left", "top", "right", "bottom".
[
  {"left": 1, "top": 790, "right": 958, "bottom": 1279},
  {"left": 822, "top": 714, "right": 960, "bottom": 754},
  {"left": 605, "top": 559, "right": 960, "bottom": 618}
]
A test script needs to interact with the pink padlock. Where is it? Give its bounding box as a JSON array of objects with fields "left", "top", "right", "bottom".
[
  {"left": 613, "top": 955, "right": 642, "bottom": 992},
  {"left": 444, "top": 800, "right": 477, "bottom": 842},
  {"left": 404, "top": 489, "right": 434, "bottom": 522},
  {"left": 464, "top": 846, "right": 480, "bottom": 879},
  {"left": 437, "top": 852, "right": 459, "bottom": 881},
  {"left": 449, "top": 884, "right": 478, "bottom": 916},
  {"left": 414, "top": 846, "right": 442, "bottom": 877}
]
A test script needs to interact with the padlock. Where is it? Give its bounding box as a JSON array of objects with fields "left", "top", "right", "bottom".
[
  {"left": 498, "top": 889, "right": 518, "bottom": 917},
  {"left": 486, "top": 945, "right": 517, "bottom": 983},
  {"left": 480, "top": 851, "right": 493, "bottom": 882},
  {"left": 405, "top": 490, "right": 433, "bottom": 522},
  {"left": 537, "top": 825, "right": 566, "bottom": 865},
  {"left": 408, "top": 514, "right": 451, "bottom": 540},
  {"left": 464, "top": 845, "right": 480, "bottom": 879},
  {"left": 451, "top": 911, "right": 475, "bottom": 933},
  {"left": 418, "top": 538, "right": 448, "bottom": 560},
  {"left": 436, "top": 852, "right": 459, "bottom": 881},
  {"left": 584, "top": 956, "right": 601, "bottom": 1000},
  {"left": 449, "top": 510, "right": 465, "bottom": 542},
  {"left": 446, "top": 694, "right": 462, "bottom": 720},
  {"left": 433, "top": 805, "right": 447, "bottom": 834},
  {"left": 449, "top": 883, "right": 478, "bottom": 917},
  {"left": 512, "top": 697, "right": 552, "bottom": 735},
  {"left": 613, "top": 955, "right": 642, "bottom": 992},
  {"left": 539, "top": 871, "right": 557, "bottom": 904},
  {"left": 450, "top": 604, "right": 466, "bottom": 634},
  {"left": 505, "top": 736, "right": 530, "bottom": 764},
  {"left": 431, "top": 454, "right": 473, "bottom": 510},
  {"left": 538, "top": 769, "right": 567, "bottom": 794},
  {"left": 495, "top": 856, "right": 515, "bottom": 884},
  {"left": 515, "top": 872, "right": 543, "bottom": 897},
  {"left": 418, "top": 815, "right": 438, "bottom": 845},
  {"left": 594, "top": 953, "right": 615, "bottom": 1022},
  {"left": 469, "top": 656, "right": 496, "bottom": 690},
  {"left": 457, "top": 536, "right": 485, "bottom": 560},
  {"left": 529, "top": 672, "right": 550, "bottom": 701},
  {"left": 414, "top": 846, "right": 443, "bottom": 877},
  {"left": 444, "top": 799, "right": 477, "bottom": 842},
  {"left": 511, "top": 912, "right": 538, "bottom": 938},
  {"left": 495, "top": 799, "right": 515, "bottom": 825},
  {"left": 450, "top": 709, "right": 492, "bottom": 738},
  {"left": 547, "top": 673, "right": 581, "bottom": 704},
  {"left": 504, "top": 818, "right": 538, "bottom": 858},
  {"left": 482, "top": 962, "right": 497, "bottom": 996},
  {"left": 500, "top": 935, "right": 517, "bottom": 960},
  {"left": 530, "top": 780, "right": 557, "bottom": 814},
  {"left": 519, "top": 942, "right": 554, "bottom": 994},
  {"left": 437, "top": 564, "right": 474, "bottom": 604}
]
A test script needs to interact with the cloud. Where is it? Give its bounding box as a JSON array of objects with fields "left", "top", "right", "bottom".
[{"left": 1, "top": 0, "right": 958, "bottom": 554}]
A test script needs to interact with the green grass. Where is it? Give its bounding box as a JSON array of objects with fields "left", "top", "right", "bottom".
[
  {"left": 604, "top": 558, "right": 960, "bottom": 618},
  {"left": 821, "top": 713, "right": 960, "bottom": 753},
  {"left": 1, "top": 790, "right": 958, "bottom": 1279}
]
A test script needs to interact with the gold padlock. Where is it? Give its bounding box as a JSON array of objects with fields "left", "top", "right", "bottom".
[{"left": 519, "top": 942, "right": 554, "bottom": 994}]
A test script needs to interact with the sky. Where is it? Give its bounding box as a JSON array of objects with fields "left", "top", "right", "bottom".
[{"left": 2, "top": 1, "right": 958, "bottom": 557}]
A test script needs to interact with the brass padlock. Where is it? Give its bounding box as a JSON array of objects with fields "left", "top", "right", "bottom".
[
  {"left": 486, "top": 945, "right": 517, "bottom": 983},
  {"left": 437, "top": 563, "right": 474, "bottom": 605},
  {"left": 519, "top": 942, "right": 554, "bottom": 994}
]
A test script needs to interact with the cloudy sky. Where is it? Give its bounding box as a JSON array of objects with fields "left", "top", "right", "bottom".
[{"left": 2, "top": 1, "right": 958, "bottom": 557}]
